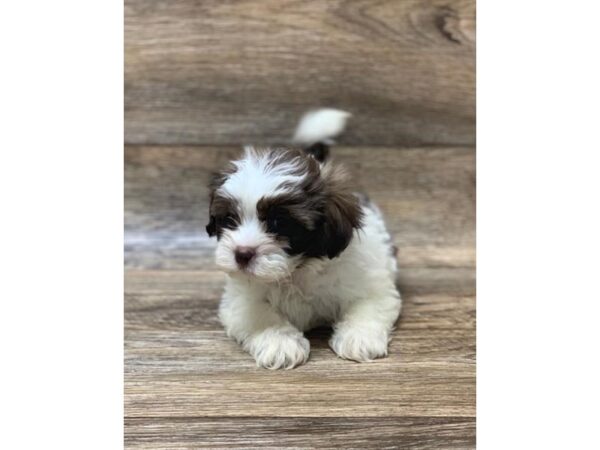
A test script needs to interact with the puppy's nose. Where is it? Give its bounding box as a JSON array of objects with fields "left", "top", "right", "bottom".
[{"left": 234, "top": 246, "right": 256, "bottom": 267}]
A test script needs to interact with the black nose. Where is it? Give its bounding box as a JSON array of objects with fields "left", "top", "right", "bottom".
[{"left": 235, "top": 247, "right": 256, "bottom": 267}]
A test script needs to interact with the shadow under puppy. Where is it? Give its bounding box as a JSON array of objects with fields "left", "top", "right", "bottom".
[{"left": 206, "top": 109, "right": 401, "bottom": 369}]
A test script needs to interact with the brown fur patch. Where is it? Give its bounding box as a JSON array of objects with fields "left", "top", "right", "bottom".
[
  {"left": 257, "top": 192, "right": 321, "bottom": 230},
  {"left": 256, "top": 150, "right": 363, "bottom": 259}
]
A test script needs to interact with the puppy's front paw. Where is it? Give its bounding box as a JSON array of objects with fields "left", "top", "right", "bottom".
[
  {"left": 329, "top": 326, "right": 390, "bottom": 362},
  {"left": 246, "top": 328, "right": 310, "bottom": 370}
]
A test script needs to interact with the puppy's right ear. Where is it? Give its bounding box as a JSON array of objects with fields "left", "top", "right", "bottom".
[
  {"left": 205, "top": 165, "right": 237, "bottom": 238},
  {"left": 206, "top": 171, "right": 221, "bottom": 238},
  {"left": 206, "top": 215, "right": 217, "bottom": 237}
]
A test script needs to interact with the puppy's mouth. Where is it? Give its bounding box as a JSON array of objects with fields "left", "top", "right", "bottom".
[
  {"left": 230, "top": 265, "right": 272, "bottom": 282},
  {"left": 216, "top": 261, "right": 255, "bottom": 276},
  {"left": 237, "top": 261, "right": 271, "bottom": 279},
  {"left": 236, "top": 254, "right": 292, "bottom": 282},
  {"left": 236, "top": 263, "right": 256, "bottom": 275}
]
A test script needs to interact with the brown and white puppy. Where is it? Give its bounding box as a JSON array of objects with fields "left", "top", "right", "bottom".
[{"left": 207, "top": 109, "right": 401, "bottom": 369}]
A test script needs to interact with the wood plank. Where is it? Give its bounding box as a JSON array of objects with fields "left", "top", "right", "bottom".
[
  {"left": 125, "top": 369, "right": 474, "bottom": 418},
  {"left": 125, "top": 146, "right": 475, "bottom": 270},
  {"left": 125, "top": 0, "right": 475, "bottom": 146},
  {"left": 125, "top": 416, "right": 476, "bottom": 449},
  {"left": 125, "top": 327, "right": 475, "bottom": 369}
]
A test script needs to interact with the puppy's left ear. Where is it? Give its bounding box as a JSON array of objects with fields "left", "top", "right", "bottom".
[
  {"left": 303, "top": 142, "right": 329, "bottom": 163},
  {"left": 320, "top": 174, "right": 363, "bottom": 259}
]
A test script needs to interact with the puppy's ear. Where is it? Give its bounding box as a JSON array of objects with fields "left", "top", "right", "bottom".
[
  {"left": 303, "top": 142, "right": 329, "bottom": 163},
  {"left": 206, "top": 173, "right": 218, "bottom": 238},
  {"left": 205, "top": 163, "right": 239, "bottom": 239},
  {"left": 318, "top": 166, "right": 363, "bottom": 259},
  {"left": 206, "top": 215, "right": 217, "bottom": 237},
  {"left": 321, "top": 191, "right": 362, "bottom": 258},
  {"left": 206, "top": 169, "right": 229, "bottom": 239}
]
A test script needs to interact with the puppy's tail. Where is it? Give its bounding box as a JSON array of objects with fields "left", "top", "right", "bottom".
[{"left": 292, "top": 108, "right": 351, "bottom": 162}]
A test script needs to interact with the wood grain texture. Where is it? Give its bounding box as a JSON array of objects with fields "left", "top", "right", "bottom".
[
  {"left": 125, "top": 0, "right": 475, "bottom": 146},
  {"left": 125, "top": 145, "right": 475, "bottom": 448},
  {"left": 125, "top": 417, "right": 476, "bottom": 449}
]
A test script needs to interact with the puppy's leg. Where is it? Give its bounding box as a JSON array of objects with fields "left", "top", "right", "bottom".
[
  {"left": 329, "top": 287, "right": 401, "bottom": 362},
  {"left": 219, "top": 283, "right": 309, "bottom": 370}
]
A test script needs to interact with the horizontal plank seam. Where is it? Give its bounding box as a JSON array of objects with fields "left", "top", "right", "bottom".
[
  {"left": 124, "top": 265, "right": 476, "bottom": 273},
  {"left": 125, "top": 415, "right": 476, "bottom": 421},
  {"left": 124, "top": 144, "right": 477, "bottom": 151}
]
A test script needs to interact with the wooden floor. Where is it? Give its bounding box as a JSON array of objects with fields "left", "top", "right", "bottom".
[{"left": 124, "top": 145, "right": 475, "bottom": 448}]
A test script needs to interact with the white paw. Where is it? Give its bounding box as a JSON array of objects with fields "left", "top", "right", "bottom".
[
  {"left": 246, "top": 328, "right": 310, "bottom": 370},
  {"left": 329, "top": 326, "right": 390, "bottom": 362}
]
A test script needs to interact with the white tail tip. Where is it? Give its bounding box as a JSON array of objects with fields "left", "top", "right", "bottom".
[{"left": 292, "top": 108, "right": 351, "bottom": 145}]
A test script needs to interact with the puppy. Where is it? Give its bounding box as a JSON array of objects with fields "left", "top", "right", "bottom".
[{"left": 206, "top": 109, "right": 402, "bottom": 369}]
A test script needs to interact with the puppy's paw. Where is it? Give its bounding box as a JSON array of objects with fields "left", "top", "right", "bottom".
[
  {"left": 329, "top": 326, "right": 390, "bottom": 362},
  {"left": 246, "top": 328, "right": 310, "bottom": 370}
]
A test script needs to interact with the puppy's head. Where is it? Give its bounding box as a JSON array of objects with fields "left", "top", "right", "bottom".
[{"left": 206, "top": 146, "right": 362, "bottom": 282}]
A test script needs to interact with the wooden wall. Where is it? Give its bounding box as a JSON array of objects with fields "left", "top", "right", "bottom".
[{"left": 125, "top": 0, "right": 475, "bottom": 146}]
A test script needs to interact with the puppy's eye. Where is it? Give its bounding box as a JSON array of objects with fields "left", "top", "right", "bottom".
[
  {"left": 267, "top": 216, "right": 279, "bottom": 232},
  {"left": 267, "top": 213, "right": 290, "bottom": 233}
]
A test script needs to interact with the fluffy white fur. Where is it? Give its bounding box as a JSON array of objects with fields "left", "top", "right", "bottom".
[
  {"left": 292, "top": 108, "right": 351, "bottom": 145},
  {"left": 214, "top": 110, "right": 402, "bottom": 369}
]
